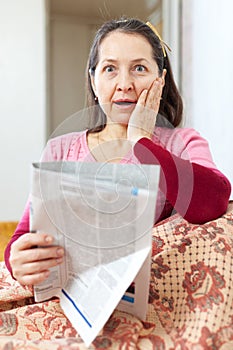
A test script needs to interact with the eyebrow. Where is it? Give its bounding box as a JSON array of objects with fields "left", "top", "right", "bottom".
[{"left": 99, "top": 58, "right": 151, "bottom": 65}]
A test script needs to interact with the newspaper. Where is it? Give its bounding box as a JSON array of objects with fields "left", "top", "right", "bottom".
[{"left": 30, "top": 161, "right": 160, "bottom": 347}]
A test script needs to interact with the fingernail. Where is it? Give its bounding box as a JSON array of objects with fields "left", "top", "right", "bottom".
[
  {"left": 56, "top": 257, "right": 63, "bottom": 264},
  {"left": 57, "top": 248, "right": 64, "bottom": 257}
]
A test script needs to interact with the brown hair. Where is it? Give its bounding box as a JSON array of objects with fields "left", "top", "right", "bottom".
[{"left": 86, "top": 18, "right": 183, "bottom": 131}]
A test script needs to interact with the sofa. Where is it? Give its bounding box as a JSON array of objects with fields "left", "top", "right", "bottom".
[{"left": 0, "top": 202, "right": 232, "bottom": 349}]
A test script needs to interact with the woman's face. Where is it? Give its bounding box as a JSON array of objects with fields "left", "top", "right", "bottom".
[{"left": 90, "top": 31, "right": 165, "bottom": 125}]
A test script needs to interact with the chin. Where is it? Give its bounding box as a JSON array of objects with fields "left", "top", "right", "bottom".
[{"left": 110, "top": 113, "right": 131, "bottom": 125}]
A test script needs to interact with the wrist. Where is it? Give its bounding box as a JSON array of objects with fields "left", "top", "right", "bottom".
[{"left": 127, "top": 131, "right": 152, "bottom": 144}]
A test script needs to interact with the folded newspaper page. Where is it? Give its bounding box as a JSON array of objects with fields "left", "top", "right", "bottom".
[{"left": 30, "top": 161, "right": 160, "bottom": 347}]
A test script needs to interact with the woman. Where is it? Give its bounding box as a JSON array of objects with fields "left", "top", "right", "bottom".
[{"left": 5, "top": 18, "right": 231, "bottom": 286}]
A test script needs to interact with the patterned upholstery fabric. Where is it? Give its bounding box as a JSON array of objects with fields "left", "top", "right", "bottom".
[{"left": 0, "top": 202, "right": 232, "bottom": 349}]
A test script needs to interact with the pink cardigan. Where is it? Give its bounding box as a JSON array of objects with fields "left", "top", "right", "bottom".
[{"left": 5, "top": 128, "right": 231, "bottom": 274}]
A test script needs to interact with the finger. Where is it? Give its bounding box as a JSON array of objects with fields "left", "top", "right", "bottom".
[
  {"left": 25, "top": 246, "right": 64, "bottom": 262},
  {"left": 131, "top": 89, "right": 148, "bottom": 121},
  {"left": 12, "top": 249, "right": 64, "bottom": 285},
  {"left": 137, "top": 89, "right": 148, "bottom": 108},
  {"left": 147, "top": 79, "right": 162, "bottom": 103},
  {"left": 16, "top": 255, "right": 64, "bottom": 276},
  {"left": 146, "top": 79, "right": 163, "bottom": 110},
  {"left": 10, "top": 245, "right": 64, "bottom": 266},
  {"left": 11, "top": 233, "right": 54, "bottom": 251},
  {"left": 17, "top": 270, "right": 51, "bottom": 286}
]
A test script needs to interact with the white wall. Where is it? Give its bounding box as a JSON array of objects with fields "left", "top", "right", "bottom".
[
  {"left": 183, "top": 0, "right": 233, "bottom": 197},
  {"left": 50, "top": 16, "right": 93, "bottom": 132},
  {"left": 0, "top": 0, "right": 48, "bottom": 220},
  {"left": 162, "top": 0, "right": 181, "bottom": 87}
]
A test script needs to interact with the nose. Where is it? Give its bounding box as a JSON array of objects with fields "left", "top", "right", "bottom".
[{"left": 116, "top": 70, "right": 133, "bottom": 92}]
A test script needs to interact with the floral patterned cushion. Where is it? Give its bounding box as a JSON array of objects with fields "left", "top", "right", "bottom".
[{"left": 0, "top": 202, "right": 233, "bottom": 349}]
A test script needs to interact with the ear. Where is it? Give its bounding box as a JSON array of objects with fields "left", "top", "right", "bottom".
[
  {"left": 161, "top": 69, "right": 167, "bottom": 87},
  {"left": 90, "top": 71, "right": 97, "bottom": 97}
]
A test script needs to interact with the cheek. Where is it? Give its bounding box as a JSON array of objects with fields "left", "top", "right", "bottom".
[
  {"left": 135, "top": 77, "right": 156, "bottom": 95},
  {"left": 95, "top": 81, "right": 114, "bottom": 103},
  {"left": 95, "top": 83, "right": 112, "bottom": 113}
]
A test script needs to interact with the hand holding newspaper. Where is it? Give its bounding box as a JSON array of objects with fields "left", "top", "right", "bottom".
[{"left": 30, "top": 161, "right": 160, "bottom": 347}]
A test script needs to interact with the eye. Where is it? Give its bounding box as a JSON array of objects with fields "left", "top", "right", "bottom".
[
  {"left": 104, "top": 65, "right": 115, "bottom": 73},
  {"left": 135, "top": 65, "right": 146, "bottom": 73}
]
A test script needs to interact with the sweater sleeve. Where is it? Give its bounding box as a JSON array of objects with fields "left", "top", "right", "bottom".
[
  {"left": 134, "top": 137, "right": 231, "bottom": 224},
  {"left": 4, "top": 201, "right": 30, "bottom": 275}
]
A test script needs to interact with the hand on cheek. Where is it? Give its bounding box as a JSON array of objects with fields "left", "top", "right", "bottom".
[
  {"left": 127, "top": 78, "right": 164, "bottom": 143},
  {"left": 146, "top": 78, "right": 164, "bottom": 112}
]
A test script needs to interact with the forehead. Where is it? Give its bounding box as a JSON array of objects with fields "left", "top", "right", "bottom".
[{"left": 98, "top": 31, "right": 153, "bottom": 61}]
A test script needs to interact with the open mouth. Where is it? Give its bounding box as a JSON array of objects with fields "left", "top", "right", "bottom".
[{"left": 114, "top": 101, "right": 136, "bottom": 106}]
